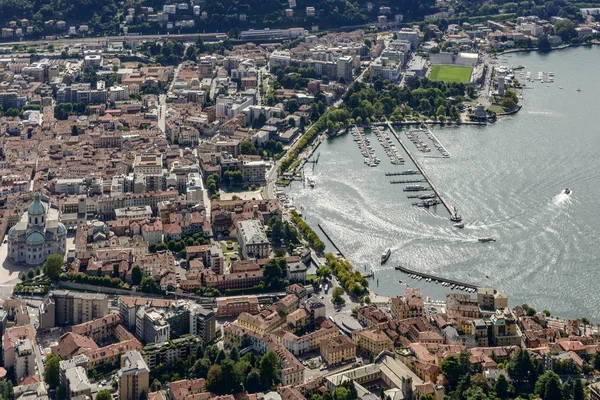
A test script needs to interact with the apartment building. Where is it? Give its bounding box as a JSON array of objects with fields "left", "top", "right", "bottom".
[
  {"left": 320, "top": 335, "right": 357, "bottom": 366},
  {"left": 216, "top": 296, "right": 259, "bottom": 317},
  {"left": 3, "top": 324, "right": 37, "bottom": 380},
  {"left": 50, "top": 290, "right": 109, "bottom": 325},
  {"left": 352, "top": 328, "right": 394, "bottom": 357},
  {"left": 390, "top": 288, "right": 424, "bottom": 320},
  {"left": 118, "top": 351, "right": 150, "bottom": 400}
]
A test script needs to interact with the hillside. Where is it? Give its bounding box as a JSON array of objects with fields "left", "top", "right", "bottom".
[{"left": 0, "top": 0, "right": 435, "bottom": 38}]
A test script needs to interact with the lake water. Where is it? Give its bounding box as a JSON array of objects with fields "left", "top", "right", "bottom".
[{"left": 288, "top": 46, "right": 600, "bottom": 319}]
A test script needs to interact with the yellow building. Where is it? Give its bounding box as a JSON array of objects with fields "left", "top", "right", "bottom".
[
  {"left": 491, "top": 310, "right": 521, "bottom": 346},
  {"left": 352, "top": 328, "right": 393, "bottom": 357},
  {"left": 236, "top": 310, "right": 285, "bottom": 335},
  {"left": 118, "top": 351, "right": 150, "bottom": 400},
  {"left": 321, "top": 335, "right": 356, "bottom": 366}
]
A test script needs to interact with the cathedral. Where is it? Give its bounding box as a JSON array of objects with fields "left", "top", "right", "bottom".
[{"left": 8, "top": 192, "right": 67, "bottom": 265}]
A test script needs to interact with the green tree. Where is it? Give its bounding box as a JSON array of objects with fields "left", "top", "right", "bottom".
[
  {"left": 150, "top": 379, "right": 162, "bottom": 392},
  {"left": 441, "top": 355, "right": 462, "bottom": 386},
  {"left": 240, "top": 141, "right": 257, "bottom": 155},
  {"left": 140, "top": 275, "right": 162, "bottom": 294},
  {"left": 259, "top": 350, "right": 280, "bottom": 389},
  {"left": 215, "top": 349, "right": 227, "bottom": 364},
  {"left": 220, "top": 359, "right": 241, "bottom": 394},
  {"left": 573, "top": 378, "right": 585, "bottom": 400},
  {"left": 229, "top": 347, "right": 240, "bottom": 363},
  {"left": 535, "top": 371, "right": 562, "bottom": 400},
  {"left": 27, "top": 268, "right": 35, "bottom": 279},
  {"left": 45, "top": 354, "right": 61, "bottom": 388},
  {"left": 245, "top": 368, "right": 262, "bottom": 393},
  {"left": 494, "top": 373, "right": 509, "bottom": 399},
  {"left": 96, "top": 389, "right": 112, "bottom": 400},
  {"left": 131, "top": 265, "right": 143, "bottom": 286},
  {"left": 206, "top": 365, "right": 223, "bottom": 393},
  {"left": 43, "top": 254, "right": 64, "bottom": 280},
  {"left": 316, "top": 266, "right": 332, "bottom": 281}
]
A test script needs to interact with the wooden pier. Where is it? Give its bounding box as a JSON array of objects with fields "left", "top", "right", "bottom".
[
  {"left": 386, "top": 122, "right": 456, "bottom": 220},
  {"left": 395, "top": 265, "right": 479, "bottom": 290}
]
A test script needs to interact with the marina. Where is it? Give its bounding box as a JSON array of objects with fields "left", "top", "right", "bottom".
[
  {"left": 288, "top": 47, "right": 600, "bottom": 318},
  {"left": 351, "top": 125, "right": 380, "bottom": 167},
  {"left": 386, "top": 122, "right": 457, "bottom": 221},
  {"left": 373, "top": 125, "right": 405, "bottom": 165}
]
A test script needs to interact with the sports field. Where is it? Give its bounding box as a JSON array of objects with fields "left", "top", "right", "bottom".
[{"left": 429, "top": 65, "right": 473, "bottom": 83}]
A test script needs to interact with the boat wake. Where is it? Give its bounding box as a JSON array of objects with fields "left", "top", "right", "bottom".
[{"left": 552, "top": 190, "right": 572, "bottom": 206}]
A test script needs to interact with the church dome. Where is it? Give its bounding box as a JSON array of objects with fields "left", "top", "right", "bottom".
[
  {"left": 7, "top": 226, "right": 16, "bottom": 238},
  {"left": 26, "top": 231, "right": 45, "bottom": 245},
  {"left": 28, "top": 193, "right": 46, "bottom": 216},
  {"left": 57, "top": 223, "right": 67, "bottom": 235}
]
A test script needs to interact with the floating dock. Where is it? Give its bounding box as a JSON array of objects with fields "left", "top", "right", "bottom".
[
  {"left": 395, "top": 265, "right": 478, "bottom": 290},
  {"left": 386, "top": 122, "right": 456, "bottom": 220}
]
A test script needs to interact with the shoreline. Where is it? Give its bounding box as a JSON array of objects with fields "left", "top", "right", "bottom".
[{"left": 497, "top": 41, "right": 599, "bottom": 56}]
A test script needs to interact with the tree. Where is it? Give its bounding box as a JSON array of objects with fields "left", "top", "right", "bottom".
[
  {"left": 45, "top": 354, "right": 61, "bottom": 388},
  {"left": 131, "top": 265, "right": 143, "bottom": 286},
  {"left": 494, "top": 373, "right": 509, "bottom": 399},
  {"left": 229, "top": 347, "right": 240, "bottom": 363},
  {"left": 240, "top": 141, "right": 257, "bottom": 155},
  {"left": 215, "top": 349, "right": 227, "bottom": 364},
  {"left": 440, "top": 355, "right": 462, "bottom": 387},
  {"left": 43, "top": 254, "right": 64, "bottom": 280},
  {"left": 264, "top": 258, "right": 287, "bottom": 289},
  {"left": 150, "top": 379, "right": 162, "bottom": 392},
  {"left": 0, "top": 380, "right": 13, "bottom": 400},
  {"left": 96, "top": 390, "right": 112, "bottom": 400},
  {"left": 220, "top": 359, "right": 241, "bottom": 394},
  {"left": 316, "top": 266, "right": 332, "bottom": 281},
  {"left": 140, "top": 275, "right": 162, "bottom": 294},
  {"left": 537, "top": 35, "right": 551, "bottom": 50},
  {"left": 508, "top": 348, "right": 541, "bottom": 389},
  {"left": 206, "top": 365, "right": 223, "bottom": 394},
  {"left": 573, "top": 378, "right": 585, "bottom": 400},
  {"left": 535, "top": 371, "right": 562, "bottom": 400},
  {"left": 245, "top": 369, "right": 262, "bottom": 393},
  {"left": 259, "top": 350, "right": 280, "bottom": 389},
  {"left": 27, "top": 268, "right": 35, "bottom": 279},
  {"left": 190, "top": 357, "right": 212, "bottom": 379},
  {"left": 71, "top": 125, "right": 79, "bottom": 136}
]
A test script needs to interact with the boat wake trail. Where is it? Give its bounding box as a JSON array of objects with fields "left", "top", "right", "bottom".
[{"left": 552, "top": 191, "right": 572, "bottom": 206}]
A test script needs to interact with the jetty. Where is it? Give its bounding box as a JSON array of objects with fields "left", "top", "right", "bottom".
[
  {"left": 385, "top": 171, "right": 419, "bottom": 176},
  {"left": 390, "top": 179, "right": 427, "bottom": 184},
  {"left": 395, "top": 265, "right": 478, "bottom": 290},
  {"left": 386, "top": 122, "right": 457, "bottom": 220},
  {"left": 317, "top": 223, "right": 345, "bottom": 258}
]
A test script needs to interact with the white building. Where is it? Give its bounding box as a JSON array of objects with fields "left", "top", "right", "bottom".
[
  {"left": 8, "top": 193, "right": 67, "bottom": 266},
  {"left": 236, "top": 219, "right": 270, "bottom": 259},
  {"left": 110, "top": 85, "right": 130, "bottom": 102}
]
